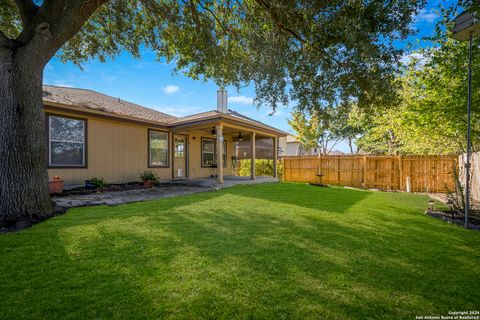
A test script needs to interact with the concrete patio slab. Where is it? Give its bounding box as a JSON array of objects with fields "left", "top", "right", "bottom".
[
  {"left": 53, "top": 176, "right": 279, "bottom": 208},
  {"left": 166, "top": 176, "right": 279, "bottom": 188},
  {"left": 53, "top": 185, "right": 212, "bottom": 208}
]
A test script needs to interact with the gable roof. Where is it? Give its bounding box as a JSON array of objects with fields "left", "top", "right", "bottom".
[
  {"left": 43, "top": 85, "right": 177, "bottom": 124},
  {"left": 42, "top": 85, "right": 287, "bottom": 136}
]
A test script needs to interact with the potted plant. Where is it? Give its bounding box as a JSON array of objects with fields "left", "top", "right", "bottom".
[
  {"left": 140, "top": 171, "right": 159, "bottom": 188},
  {"left": 48, "top": 176, "right": 64, "bottom": 194}
]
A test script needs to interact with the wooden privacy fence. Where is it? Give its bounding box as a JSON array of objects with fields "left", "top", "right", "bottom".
[{"left": 282, "top": 155, "right": 458, "bottom": 193}]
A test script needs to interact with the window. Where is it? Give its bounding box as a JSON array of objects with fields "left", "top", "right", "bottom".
[
  {"left": 149, "top": 130, "right": 169, "bottom": 167},
  {"left": 201, "top": 138, "right": 227, "bottom": 167},
  {"left": 174, "top": 137, "right": 185, "bottom": 158},
  {"left": 222, "top": 141, "right": 227, "bottom": 166},
  {"left": 202, "top": 138, "right": 215, "bottom": 166},
  {"left": 48, "top": 115, "right": 86, "bottom": 167}
]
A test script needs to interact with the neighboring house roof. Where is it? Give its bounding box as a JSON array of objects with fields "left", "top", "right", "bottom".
[{"left": 42, "top": 85, "right": 287, "bottom": 136}]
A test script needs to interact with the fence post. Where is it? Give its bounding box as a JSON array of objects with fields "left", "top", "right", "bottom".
[
  {"left": 363, "top": 155, "right": 367, "bottom": 189},
  {"left": 337, "top": 157, "right": 341, "bottom": 184},
  {"left": 398, "top": 155, "right": 403, "bottom": 191}
]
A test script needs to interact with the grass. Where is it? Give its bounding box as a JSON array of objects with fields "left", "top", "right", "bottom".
[{"left": 1, "top": 183, "right": 479, "bottom": 319}]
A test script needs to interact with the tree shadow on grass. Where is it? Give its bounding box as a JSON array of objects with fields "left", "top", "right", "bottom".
[
  {"left": 223, "top": 182, "right": 372, "bottom": 213},
  {"left": 1, "top": 184, "right": 480, "bottom": 319}
]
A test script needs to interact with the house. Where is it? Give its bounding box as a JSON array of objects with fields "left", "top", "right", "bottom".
[
  {"left": 279, "top": 135, "right": 320, "bottom": 156},
  {"left": 278, "top": 135, "right": 347, "bottom": 157},
  {"left": 43, "top": 86, "right": 287, "bottom": 186}
]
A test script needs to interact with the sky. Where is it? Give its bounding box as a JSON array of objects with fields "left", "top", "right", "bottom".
[{"left": 43, "top": 0, "right": 447, "bottom": 153}]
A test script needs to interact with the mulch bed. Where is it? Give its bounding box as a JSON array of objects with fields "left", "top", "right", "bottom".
[
  {"left": 53, "top": 182, "right": 181, "bottom": 197},
  {"left": 425, "top": 210, "right": 480, "bottom": 231},
  {"left": 0, "top": 204, "right": 67, "bottom": 233}
]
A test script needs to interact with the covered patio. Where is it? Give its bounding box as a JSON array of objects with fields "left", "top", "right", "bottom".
[{"left": 170, "top": 106, "right": 285, "bottom": 184}]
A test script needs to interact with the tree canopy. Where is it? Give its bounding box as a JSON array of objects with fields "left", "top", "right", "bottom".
[
  {"left": 0, "top": 0, "right": 425, "bottom": 111},
  {"left": 352, "top": 5, "right": 480, "bottom": 155},
  {"left": 289, "top": 106, "right": 357, "bottom": 155}
]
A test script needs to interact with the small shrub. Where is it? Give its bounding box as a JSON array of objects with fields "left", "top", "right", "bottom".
[
  {"left": 238, "top": 159, "right": 281, "bottom": 177},
  {"left": 89, "top": 177, "right": 107, "bottom": 189},
  {"left": 444, "top": 163, "right": 467, "bottom": 220},
  {"left": 140, "top": 171, "right": 159, "bottom": 182}
]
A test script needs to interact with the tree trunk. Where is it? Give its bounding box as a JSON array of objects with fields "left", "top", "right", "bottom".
[
  {"left": 348, "top": 138, "right": 354, "bottom": 154},
  {"left": 0, "top": 48, "right": 52, "bottom": 229}
]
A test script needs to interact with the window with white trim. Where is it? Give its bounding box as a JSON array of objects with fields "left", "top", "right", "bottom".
[{"left": 48, "top": 115, "right": 86, "bottom": 167}]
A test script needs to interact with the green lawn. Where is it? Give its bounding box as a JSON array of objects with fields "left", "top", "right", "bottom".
[{"left": 1, "top": 183, "right": 479, "bottom": 319}]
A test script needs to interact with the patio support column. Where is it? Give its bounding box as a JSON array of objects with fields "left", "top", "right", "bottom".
[
  {"left": 216, "top": 124, "right": 224, "bottom": 184},
  {"left": 273, "top": 136, "right": 278, "bottom": 178},
  {"left": 250, "top": 131, "right": 256, "bottom": 180}
]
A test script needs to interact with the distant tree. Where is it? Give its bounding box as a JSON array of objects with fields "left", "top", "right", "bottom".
[
  {"left": 332, "top": 103, "right": 365, "bottom": 154},
  {"left": 354, "top": 105, "right": 404, "bottom": 155},
  {"left": 0, "top": 0, "right": 425, "bottom": 226},
  {"left": 289, "top": 107, "right": 352, "bottom": 155}
]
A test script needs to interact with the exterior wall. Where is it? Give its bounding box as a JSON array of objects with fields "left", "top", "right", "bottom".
[
  {"left": 186, "top": 130, "right": 235, "bottom": 178},
  {"left": 46, "top": 108, "right": 172, "bottom": 185},
  {"left": 286, "top": 142, "right": 301, "bottom": 156},
  {"left": 278, "top": 136, "right": 287, "bottom": 156}
]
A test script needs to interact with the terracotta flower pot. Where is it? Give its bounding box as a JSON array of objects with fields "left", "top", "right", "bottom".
[
  {"left": 48, "top": 179, "right": 64, "bottom": 194},
  {"left": 143, "top": 180, "right": 155, "bottom": 188}
]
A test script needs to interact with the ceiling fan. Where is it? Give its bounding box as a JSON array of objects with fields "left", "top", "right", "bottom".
[{"left": 236, "top": 132, "right": 243, "bottom": 141}]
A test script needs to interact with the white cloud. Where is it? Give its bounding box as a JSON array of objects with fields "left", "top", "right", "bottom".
[
  {"left": 229, "top": 95, "right": 254, "bottom": 105},
  {"left": 150, "top": 105, "right": 205, "bottom": 117},
  {"left": 161, "top": 85, "right": 180, "bottom": 94},
  {"left": 414, "top": 8, "right": 439, "bottom": 24},
  {"left": 51, "top": 81, "right": 74, "bottom": 88},
  {"left": 400, "top": 51, "right": 430, "bottom": 68}
]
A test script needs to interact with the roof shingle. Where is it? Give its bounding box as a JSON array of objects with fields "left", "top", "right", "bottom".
[{"left": 43, "top": 85, "right": 177, "bottom": 124}]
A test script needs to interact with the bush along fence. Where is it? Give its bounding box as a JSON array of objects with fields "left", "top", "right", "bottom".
[
  {"left": 236, "top": 159, "right": 284, "bottom": 178},
  {"left": 282, "top": 155, "right": 458, "bottom": 193}
]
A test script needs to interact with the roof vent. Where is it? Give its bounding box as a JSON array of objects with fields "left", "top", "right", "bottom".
[{"left": 217, "top": 89, "right": 228, "bottom": 113}]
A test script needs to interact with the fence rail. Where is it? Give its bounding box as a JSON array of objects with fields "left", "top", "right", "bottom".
[{"left": 282, "top": 155, "right": 458, "bottom": 193}]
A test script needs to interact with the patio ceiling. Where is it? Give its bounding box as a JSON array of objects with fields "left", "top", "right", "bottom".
[{"left": 174, "top": 123, "right": 275, "bottom": 140}]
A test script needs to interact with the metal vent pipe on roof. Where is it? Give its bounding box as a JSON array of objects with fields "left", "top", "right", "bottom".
[{"left": 217, "top": 89, "right": 228, "bottom": 113}]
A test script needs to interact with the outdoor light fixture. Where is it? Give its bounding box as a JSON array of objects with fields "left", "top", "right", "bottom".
[
  {"left": 237, "top": 132, "right": 243, "bottom": 141},
  {"left": 450, "top": 10, "right": 480, "bottom": 228}
]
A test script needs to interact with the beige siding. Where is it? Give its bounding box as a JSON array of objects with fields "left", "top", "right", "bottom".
[
  {"left": 186, "top": 130, "right": 235, "bottom": 178},
  {"left": 46, "top": 109, "right": 171, "bottom": 185}
]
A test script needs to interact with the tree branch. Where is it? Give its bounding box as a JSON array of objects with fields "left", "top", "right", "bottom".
[
  {"left": 0, "top": 30, "right": 15, "bottom": 49},
  {"left": 253, "top": 0, "right": 367, "bottom": 89},
  {"left": 14, "top": 0, "right": 109, "bottom": 68},
  {"left": 14, "top": 0, "right": 39, "bottom": 27}
]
